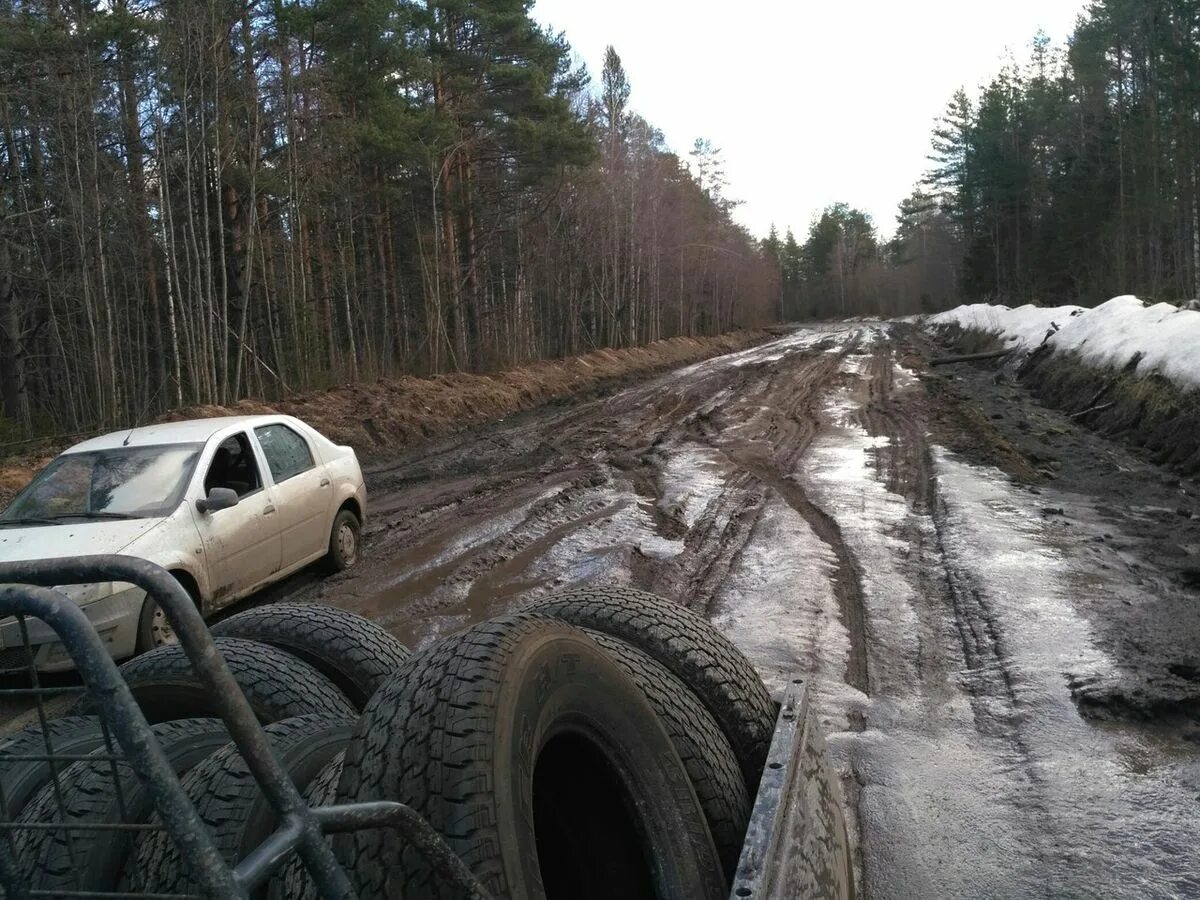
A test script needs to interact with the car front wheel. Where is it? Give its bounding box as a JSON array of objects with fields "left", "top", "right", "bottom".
[
  {"left": 136, "top": 597, "right": 178, "bottom": 653},
  {"left": 325, "top": 509, "right": 360, "bottom": 572}
]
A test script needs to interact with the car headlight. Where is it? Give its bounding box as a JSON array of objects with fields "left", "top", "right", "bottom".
[{"left": 53, "top": 582, "right": 117, "bottom": 606}]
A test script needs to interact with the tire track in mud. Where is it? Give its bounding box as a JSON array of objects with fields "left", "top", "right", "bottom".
[
  {"left": 306, "top": 329, "right": 884, "bottom": 670},
  {"left": 710, "top": 449, "right": 871, "bottom": 699},
  {"left": 850, "top": 337, "right": 1060, "bottom": 883},
  {"left": 694, "top": 346, "right": 873, "bottom": 699},
  {"left": 857, "top": 339, "right": 1038, "bottom": 735}
]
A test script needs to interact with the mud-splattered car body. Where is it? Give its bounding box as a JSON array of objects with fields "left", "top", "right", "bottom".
[{"left": 0, "top": 415, "right": 365, "bottom": 671}]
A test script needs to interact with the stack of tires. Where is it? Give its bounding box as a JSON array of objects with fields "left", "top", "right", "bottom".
[
  {"left": 2, "top": 602, "right": 409, "bottom": 897},
  {"left": 3, "top": 587, "right": 774, "bottom": 899}
]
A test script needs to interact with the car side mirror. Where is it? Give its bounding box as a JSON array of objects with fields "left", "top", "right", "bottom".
[{"left": 197, "top": 487, "right": 239, "bottom": 514}]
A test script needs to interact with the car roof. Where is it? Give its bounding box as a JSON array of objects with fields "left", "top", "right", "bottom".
[{"left": 65, "top": 416, "right": 297, "bottom": 454}]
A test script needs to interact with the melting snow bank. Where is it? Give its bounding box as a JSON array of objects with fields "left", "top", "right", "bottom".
[
  {"left": 929, "top": 295, "right": 1200, "bottom": 392},
  {"left": 930, "top": 296, "right": 1200, "bottom": 474}
]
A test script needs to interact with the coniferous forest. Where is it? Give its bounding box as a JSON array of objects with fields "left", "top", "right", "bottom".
[
  {"left": 771, "top": 0, "right": 1200, "bottom": 322},
  {"left": 0, "top": 1, "right": 775, "bottom": 437},
  {"left": 3, "top": 0, "right": 1198, "bottom": 440}
]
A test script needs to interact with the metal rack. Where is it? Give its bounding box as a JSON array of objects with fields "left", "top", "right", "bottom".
[{"left": 0, "top": 555, "right": 487, "bottom": 899}]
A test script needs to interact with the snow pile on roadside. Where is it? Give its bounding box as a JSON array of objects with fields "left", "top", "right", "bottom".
[
  {"left": 929, "top": 302, "right": 1086, "bottom": 350},
  {"left": 929, "top": 296, "right": 1200, "bottom": 391}
]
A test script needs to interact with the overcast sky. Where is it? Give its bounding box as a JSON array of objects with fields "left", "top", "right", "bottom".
[{"left": 532, "top": 0, "right": 1089, "bottom": 240}]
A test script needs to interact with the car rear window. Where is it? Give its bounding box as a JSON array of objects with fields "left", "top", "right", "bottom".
[{"left": 254, "top": 424, "right": 315, "bottom": 484}]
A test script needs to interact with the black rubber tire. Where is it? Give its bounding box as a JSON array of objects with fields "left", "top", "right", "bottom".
[
  {"left": 0, "top": 716, "right": 105, "bottom": 819},
  {"left": 272, "top": 751, "right": 346, "bottom": 900},
  {"left": 101, "top": 637, "right": 355, "bottom": 724},
  {"left": 17, "top": 718, "right": 230, "bottom": 894},
  {"left": 527, "top": 586, "right": 775, "bottom": 790},
  {"left": 582, "top": 628, "right": 751, "bottom": 879},
  {"left": 339, "top": 613, "right": 727, "bottom": 900},
  {"left": 211, "top": 603, "right": 410, "bottom": 708},
  {"left": 325, "top": 508, "right": 361, "bottom": 572},
  {"left": 129, "top": 714, "right": 354, "bottom": 897}
]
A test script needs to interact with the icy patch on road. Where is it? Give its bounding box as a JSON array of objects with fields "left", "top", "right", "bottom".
[
  {"left": 783, "top": 376, "right": 1051, "bottom": 894},
  {"left": 892, "top": 363, "right": 918, "bottom": 389},
  {"left": 384, "top": 486, "right": 560, "bottom": 589},
  {"left": 933, "top": 450, "right": 1200, "bottom": 896},
  {"left": 524, "top": 476, "right": 685, "bottom": 589},
  {"left": 803, "top": 387, "right": 923, "bottom": 699},
  {"left": 935, "top": 450, "right": 1114, "bottom": 701},
  {"left": 657, "top": 445, "right": 727, "bottom": 528},
  {"left": 777, "top": 355, "right": 1200, "bottom": 897},
  {"left": 711, "top": 497, "right": 865, "bottom": 731},
  {"left": 795, "top": 378, "right": 1051, "bottom": 896},
  {"left": 675, "top": 322, "right": 870, "bottom": 376}
]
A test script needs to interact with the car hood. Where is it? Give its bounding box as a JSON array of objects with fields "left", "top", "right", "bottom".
[{"left": 0, "top": 518, "right": 167, "bottom": 565}]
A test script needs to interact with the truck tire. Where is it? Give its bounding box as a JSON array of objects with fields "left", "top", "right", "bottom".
[
  {"left": 18, "top": 718, "right": 230, "bottom": 894},
  {"left": 339, "top": 614, "right": 727, "bottom": 900},
  {"left": 101, "top": 637, "right": 355, "bottom": 724},
  {"left": 211, "top": 603, "right": 410, "bottom": 708},
  {"left": 0, "top": 716, "right": 105, "bottom": 819},
  {"left": 527, "top": 586, "right": 775, "bottom": 790},
  {"left": 130, "top": 714, "right": 354, "bottom": 897},
  {"left": 272, "top": 751, "right": 346, "bottom": 900},
  {"left": 583, "top": 628, "right": 751, "bottom": 879}
]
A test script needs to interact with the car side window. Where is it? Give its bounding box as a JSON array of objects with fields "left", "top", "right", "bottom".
[
  {"left": 254, "top": 424, "right": 315, "bottom": 484},
  {"left": 204, "top": 433, "right": 262, "bottom": 498}
]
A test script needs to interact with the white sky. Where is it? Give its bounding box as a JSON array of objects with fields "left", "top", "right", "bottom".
[{"left": 532, "top": 0, "right": 1089, "bottom": 240}]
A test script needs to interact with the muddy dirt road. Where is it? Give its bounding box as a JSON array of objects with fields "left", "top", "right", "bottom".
[{"left": 284, "top": 322, "right": 1197, "bottom": 898}]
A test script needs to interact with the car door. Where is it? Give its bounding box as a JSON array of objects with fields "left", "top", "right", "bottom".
[
  {"left": 192, "top": 431, "right": 283, "bottom": 602},
  {"left": 252, "top": 422, "right": 332, "bottom": 566}
]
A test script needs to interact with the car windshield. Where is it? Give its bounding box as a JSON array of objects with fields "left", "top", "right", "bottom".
[{"left": 0, "top": 444, "right": 202, "bottom": 524}]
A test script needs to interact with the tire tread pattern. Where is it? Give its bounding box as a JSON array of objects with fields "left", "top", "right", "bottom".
[
  {"left": 0, "top": 716, "right": 103, "bottom": 819},
  {"left": 18, "top": 718, "right": 230, "bottom": 893},
  {"left": 111, "top": 637, "right": 355, "bottom": 723},
  {"left": 583, "top": 629, "right": 750, "bottom": 877},
  {"left": 528, "top": 586, "right": 775, "bottom": 788},
  {"left": 340, "top": 616, "right": 568, "bottom": 898},
  {"left": 129, "top": 714, "right": 354, "bottom": 896},
  {"left": 211, "top": 603, "right": 409, "bottom": 708},
  {"left": 274, "top": 751, "right": 346, "bottom": 900}
]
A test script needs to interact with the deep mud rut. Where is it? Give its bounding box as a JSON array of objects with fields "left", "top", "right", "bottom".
[{"left": 252, "top": 324, "right": 1200, "bottom": 896}]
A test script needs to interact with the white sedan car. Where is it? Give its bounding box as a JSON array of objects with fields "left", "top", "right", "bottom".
[{"left": 0, "top": 415, "right": 367, "bottom": 672}]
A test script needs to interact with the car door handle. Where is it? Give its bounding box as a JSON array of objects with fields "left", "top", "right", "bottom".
[
  {"left": 320, "top": 478, "right": 331, "bottom": 488},
  {"left": 263, "top": 505, "right": 276, "bottom": 516}
]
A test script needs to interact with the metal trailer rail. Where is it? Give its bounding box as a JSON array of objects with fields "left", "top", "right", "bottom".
[
  {"left": 730, "top": 679, "right": 856, "bottom": 900},
  {"left": 0, "top": 555, "right": 488, "bottom": 900}
]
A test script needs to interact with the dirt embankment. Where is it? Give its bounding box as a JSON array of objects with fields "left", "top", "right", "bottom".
[
  {"left": 934, "top": 324, "right": 1200, "bottom": 477},
  {"left": 0, "top": 330, "right": 775, "bottom": 507}
]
